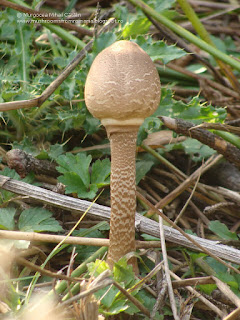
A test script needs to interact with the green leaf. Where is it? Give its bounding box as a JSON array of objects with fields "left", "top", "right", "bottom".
[
  {"left": 122, "top": 17, "right": 151, "bottom": 38},
  {"left": 153, "top": 0, "right": 176, "bottom": 12},
  {"left": 91, "top": 158, "right": 111, "bottom": 187},
  {"left": 88, "top": 259, "right": 110, "bottom": 277},
  {"left": 88, "top": 260, "right": 121, "bottom": 309},
  {"left": 103, "top": 299, "right": 129, "bottom": 316},
  {"left": 204, "top": 256, "right": 227, "bottom": 274},
  {"left": 209, "top": 220, "right": 238, "bottom": 241},
  {"left": 56, "top": 153, "right": 91, "bottom": 187},
  {"left": 113, "top": 258, "right": 136, "bottom": 287},
  {"left": 0, "top": 168, "right": 20, "bottom": 203},
  {"left": 83, "top": 112, "right": 101, "bottom": 134},
  {"left": 92, "top": 32, "right": 117, "bottom": 55},
  {"left": 181, "top": 138, "right": 215, "bottom": 161},
  {"left": 156, "top": 88, "right": 227, "bottom": 123},
  {"left": 57, "top": 153, "right": 110, "bottom": 199},
  {"left": 58, "top": 172, "right": 98, "bottom": 199},
  {"left": 0, "top": 208, "right": 16, "bottom": 230},
  {"left": 141, "top": 233, "right": 160, "bottom": 241},
  {"left": 134, "top": 36, "right": 186, "bottom": 63},
  {"left": 199, "top": 284, "right": 217, "bottom": 295},
  {"left": 218, "top": 272, "right": 238, "bottom": 289},
  {"left": 136, "top": 160, "right": 154, "bottom": 184},
  {"left": 137, "top": 117, "right": 162, "bottom": 145},
  {"left": 15, "top": 25, "right": 32, "bottom": 83},
  {"left": 18, "top": 208, "right": 63, "bottom": 232},
  {"left": 48, "top": 143, "right": 65, "bottom": 160}
]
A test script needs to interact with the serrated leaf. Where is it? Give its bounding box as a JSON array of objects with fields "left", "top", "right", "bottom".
[
  {"left": 88, "top": 260, "right": 119, "bottom": 308},
  {"left": 122, "top": 17, "right": 151, "bottom": 38},
  {"left": 57, "top": 153, "right": 110, "bottom": 199},
  {"left": 56, "top": 153, "right": 91, "bottom": 187},
  {"left": 58, "top": 172, "right": 98, "bottom": 199},
  {"left": 156, "top": 88, "right": 227, "bottom": 123},
  {"left": 91, "top": 158, "right": 111, "bottom": 187},
  {"left": 209, "top": 220, "right": 238, "bottom": 241},
  {"left": 0, "top": 208, "right": 16, "bottom": 230},
  {"left": 18, "top": 208, "right": 63, "bottom": 232},
  {"left": 134, "top": 36, "right": 186, "bottom": 63}
]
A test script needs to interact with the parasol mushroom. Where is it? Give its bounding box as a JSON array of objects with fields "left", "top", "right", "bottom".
[{"left": 84, "top": 40, "right": 161, "bottom": 272}]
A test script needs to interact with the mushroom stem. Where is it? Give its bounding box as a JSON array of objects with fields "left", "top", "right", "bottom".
[{"left": 106, "top": 126, "right": 139, "bottom": 272}]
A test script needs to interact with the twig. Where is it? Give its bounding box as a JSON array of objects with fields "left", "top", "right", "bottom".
[
  {"left": 113, "top": 281, "right": 151, "bottom": 317},
  {"left": 192, "top": 122, "right": 240, "bottom": 135},
  {"left": 172, "top": 276, "right": 215, "bottom": 289},
  {"left": 174, "top": 166, "right": 201, "bottom": 224},
  {"left": 1, "top": 175, "right": 240, "bottom": 265},
  {"left": 170, "top": 271, "right": 225, "bottom": 318},
  {"left": 151, "top": 279, "right": 167, "bottom": 319},
  {"left": 60, "top": 271, "right": 113, "bottom": 305},
  {"left": 160, "top": 116, "right": 240, "bottom": 168},
  {"left": 136, "top": 191, "right": 240, "bottom": 275},
  {"left": 16, "top": 256, "right": 82, "bottom": 283},
  {"left": 93, "top": 2, "right": 101, "bottom": 39},
  {"left": 212, "top": 276, "right": 240, "bottom": 308},
  {"left": 6, "top": 149, "right": 58, "bottom": 178},
  {"left": 159, "top": 217, "right": 179, "bottom": 320},
  {"left": 223, "top": 307, "right": 240, "bottom": 320},
  {"left": 153, "top": 154, "right": 222, "bottom": 209},
  {"left": 0, "top": 229, "right": 162, "bottom": 249}
]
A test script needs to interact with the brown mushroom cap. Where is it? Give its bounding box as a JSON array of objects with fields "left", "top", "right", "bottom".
[{"left": 84, "top": 40, "right": 161, "bottom": 127}]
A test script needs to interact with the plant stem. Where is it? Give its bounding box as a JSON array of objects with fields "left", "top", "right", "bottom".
[
  {"left": 176, "top": 0, "right": 240, "bottom": 92},
  {"left": 51, "top": 246, "right": 108, "bottom": 298},
  {"left": 141, "top": 143, "right": 186, "bottom": 179},
  {"left": 44, "top": 24, "right": 85, "bottom": 49},
  {"left": 212, "top": 130, "right": 240, "bottom": 149},
  {"left": 177, "top": 0, "right": 214, "bottom": 45},
  {"left": 128, "top": 0, "right": 240, "bottom": 72}
]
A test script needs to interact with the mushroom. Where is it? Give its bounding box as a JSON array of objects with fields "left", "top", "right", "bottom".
[{"left": 84, "top": 40, "right": 161, "bottom": 272}]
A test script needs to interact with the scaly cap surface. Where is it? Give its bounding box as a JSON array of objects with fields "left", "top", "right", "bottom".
[{"left": 84, "top": 40, "right": 161, "bottom": 127}]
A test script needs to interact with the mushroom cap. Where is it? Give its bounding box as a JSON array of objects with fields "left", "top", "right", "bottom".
[{"left": 84, "top": 40, "right": 161, "bottom": 127}]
